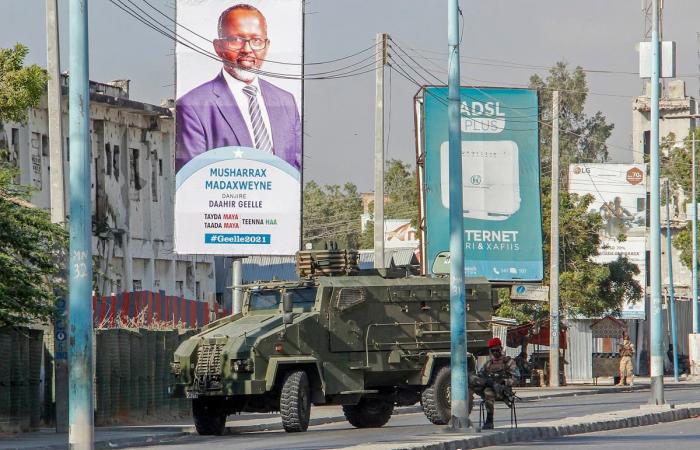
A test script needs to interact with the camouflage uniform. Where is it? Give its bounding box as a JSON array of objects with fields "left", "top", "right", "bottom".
[
  {"left": 469, "top": 355, "right": 517, "bottom": 416},
  {"left": 617, "top": 338, "right": 635, "bottom": 386}
]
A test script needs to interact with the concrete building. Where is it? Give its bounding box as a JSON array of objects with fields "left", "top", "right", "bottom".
[
  {"left": 632, "top": 79, "right": 697, "bottom": 299},
  {"left": 1, "top": 75, "right": 215, "bottom": 301}
]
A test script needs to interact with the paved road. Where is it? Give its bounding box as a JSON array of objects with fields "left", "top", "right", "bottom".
[
  {"left": 138, "top": 385, "right": 700, "bottom": 450},
  {"left": 488, "top": 416, "right": 700, "bottom": 449}
]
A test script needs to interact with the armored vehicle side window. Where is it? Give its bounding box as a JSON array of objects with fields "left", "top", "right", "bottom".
[
  {"left": 288, "top": 288, "right": 317, "bottom": 312},
  {"left": 336, "top": 288, "right": 365, "bottom": 311},
  {"left": 249, "top": 288, "right": 317, "bottom": 311},
  {"left": 250, "top": 290, "right": 280, "bottom": 310}
]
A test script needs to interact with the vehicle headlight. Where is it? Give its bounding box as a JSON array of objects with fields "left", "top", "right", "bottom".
[{"left": 231, "top": 358, "right": 254, "bottom": 372}]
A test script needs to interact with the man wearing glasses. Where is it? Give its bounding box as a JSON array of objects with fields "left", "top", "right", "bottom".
[{"left": 176, "top": 3, "right": 301, "bottom": 172}]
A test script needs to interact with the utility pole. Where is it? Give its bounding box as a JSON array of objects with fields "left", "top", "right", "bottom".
[
  {"left": 549, "top": 91, "right": 560, "bottom": 387},
  {"left": 447, "top": 0, "right": 471, "bottom": 431},
  {"left": 665, "top": 180, "right": 679, "bottom": 382},
  {"left": 693, "top": 127, "right": 698, "bottom": 334},
  {"left": 68, "top": 0, "right": 94, "bottom": 448},
  {"left": 46, "top": 0, "right": 65, "bottom": 223},
  {"left": 373, "top": 32, "right": 388, "bottom": 269},
  {"left": 649, "top": 0, "right": 665, "bottom": 405},
  {"left": 46, "top": 0, "right": 68, "bottom": 434}
]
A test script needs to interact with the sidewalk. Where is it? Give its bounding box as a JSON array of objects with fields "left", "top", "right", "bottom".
[{"left": 0, "top": 378, "right": 680, "bottom": 450}]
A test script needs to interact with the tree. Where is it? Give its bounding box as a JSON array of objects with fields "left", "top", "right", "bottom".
[
  {"left": 664, "top": 128, "right": 700, "bottom": 269},
  {"left": 496, "top": 62, "right": 640, "bottom": 322},
  {"left": 359, "top": 159, "right": 419, "bottom": 249},
  {"left": 530, "top": 62, "right": 614, "bottom": 183},
  {"left": 0, "top": 44, "right": 67, "bottom": 327},
  {"left": 302, "top": 181, "right": 363, "bottom": 249}
]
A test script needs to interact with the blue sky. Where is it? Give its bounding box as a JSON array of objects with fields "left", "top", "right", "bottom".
[{"left": 2, "top": 0, "right": 699, "bottom": 190}]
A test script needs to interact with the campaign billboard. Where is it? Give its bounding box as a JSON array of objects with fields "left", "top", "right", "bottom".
[
  {"left": 419, "top": 87, "right": 543, "bottom": 281},
  {"left": 568, "top": 163, "right": 647, "bottom": 319},
  {"left": 174, "top": 0, "right": 302, "bottom": 255}
]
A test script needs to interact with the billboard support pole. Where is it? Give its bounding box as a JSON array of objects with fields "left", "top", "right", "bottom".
[
  {"left": 549, "top": 91, "right": 560, "bottom": 387},
  {"left": 232, "top": 257, "right": 243, "bottom": 315},
  {"left": 665, "top": 180, "right": 679, "bottom": 382},
  {"left": 447, "top": 0, "right": 471, "bottom": 431},
  {"left": 649, "top": 0, "right": 665, "bottom": 405},
  {"left": 373, "top": 33, "right": 387, "bottom": 269},
  {"left": 68, "top": 0, "right": 95, "bottom": 447}
]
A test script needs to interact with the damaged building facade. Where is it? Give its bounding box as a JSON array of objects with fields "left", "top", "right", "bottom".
[{"left": 1, "top": 75, "right": 215, "bottom": 302}]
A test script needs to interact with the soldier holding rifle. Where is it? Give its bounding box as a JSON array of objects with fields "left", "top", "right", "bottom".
[{"left": 469, "top": 337, "right": 517, "bottom": 429}]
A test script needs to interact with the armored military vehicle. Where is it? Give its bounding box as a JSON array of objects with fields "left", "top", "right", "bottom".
[{"left": 170, "top": 250, "right": 496, "bottom": 434}]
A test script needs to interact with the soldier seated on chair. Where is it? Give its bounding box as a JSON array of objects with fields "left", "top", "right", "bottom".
[{"left": 469, "top": 337, "right": 517, "bottom": 430}]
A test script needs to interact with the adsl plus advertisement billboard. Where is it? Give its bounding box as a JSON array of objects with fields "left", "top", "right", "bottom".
[{"left": 419, "top": 87, "right": 543, "bottom": 281}]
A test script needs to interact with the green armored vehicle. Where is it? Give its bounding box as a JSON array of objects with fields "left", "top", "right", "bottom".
[{"left": 170, "top": 251, "right": 496, "bottom": 434}]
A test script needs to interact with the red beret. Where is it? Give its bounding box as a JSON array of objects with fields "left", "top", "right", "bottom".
[{"left": 487, "top": 337, "right": 502, "bottom": 348}]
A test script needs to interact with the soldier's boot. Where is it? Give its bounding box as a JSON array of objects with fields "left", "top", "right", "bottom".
[
  {"left": 482, "top": 412, "right": 494, "bottom": 430},
  {"left": 629, "top": 375, "right": 634, "bottom": 386},
  {"left": 616, "top": 375, "right": 625, "bottom": 386}
]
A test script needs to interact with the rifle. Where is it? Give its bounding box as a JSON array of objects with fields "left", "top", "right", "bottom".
[{"left": 479, "top": 372, "right": 519, "bottom": 407}]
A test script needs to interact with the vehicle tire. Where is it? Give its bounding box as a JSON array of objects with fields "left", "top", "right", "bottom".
[
  {"left": 343, "top": 397, "right": 394, "bottom": 428},
  {"left": 280, "top": 370, "right": 311, "bottom": 432},
  {"left": 192, "top": 398, "right": 226, "bottom": 435},
  {"left": 421, "top": 365, "right": 451, "bottom": 425}
]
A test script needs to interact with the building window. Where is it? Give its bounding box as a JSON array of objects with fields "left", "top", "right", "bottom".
[
  {"left": 196, "top": 281, "right": 201, "bottom": 300},
  {"left": 643, "top": 130, "right": 650, "bottom": 158},
  {"left": 41, "top": 134, "right": 49, "bottom": 157},
  {"left": 66, "top": 137, "right": 70, "bottom": 161},
  {"left": 133, "top": 280, "right": 142, "bottom": 291},
  {"left": 113, "top": 145, "right": 120, "bottom": 180},
  {"left": 30, "top": 132, "right": 42, "bottom": 188},
  {"left": 151, "top": 155, "right": 158, "bottom": 202},
  {"left": 130, "top": 148, "right": 142, "bottom": 191},
  {"left": 115, "top": 279, "right": 122, "bottom": 294},
  {"left": 176, "top": 281, "right": 184, "bottom": 296},
  {"left": 158, "top": 159, "right": 163, "bottom": 176},
  {"left": 9, "top": 128, "right": 19, "bottom": 165},
  {"left": 105, "top": 143, "right": 112, "bottom": 176}
]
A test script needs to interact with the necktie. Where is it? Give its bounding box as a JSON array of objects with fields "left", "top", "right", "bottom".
[{"left": 242, "top": 85, "right": 273, "bottom": 154}]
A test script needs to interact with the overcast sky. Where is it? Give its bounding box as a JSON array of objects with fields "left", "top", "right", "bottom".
[{"left": 2, "top": 0, "right": 699, "bottom": 191}]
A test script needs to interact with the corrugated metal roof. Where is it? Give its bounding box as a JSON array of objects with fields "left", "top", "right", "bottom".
[
  {"left": 241, "top": 255, "right": 297, "bottom": 283},
  {"left": 357, "top": 247, "right": 419, "bottom": 269}
]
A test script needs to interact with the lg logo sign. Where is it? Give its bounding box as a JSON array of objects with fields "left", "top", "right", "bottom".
[{"left": 470, "top": 175, "right": 482, "bottom": 185}]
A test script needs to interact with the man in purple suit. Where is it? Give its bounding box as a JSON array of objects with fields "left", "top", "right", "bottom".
[{"left": 176, "top": 3, "right": 301, "bottom": 173}]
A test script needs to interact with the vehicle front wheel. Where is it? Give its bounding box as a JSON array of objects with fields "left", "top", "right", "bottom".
[
  {"left": 421, "top": 366, "right": 452, "bottom": 425},
  {"left": 280, "top": 370, "right": 311, "bottom": 432},
  {"left": 192, "top": 398, "right": 226, "bottom": 435},
  {"left": 343, "top": 397, "right": 394, "bottom": 428}
]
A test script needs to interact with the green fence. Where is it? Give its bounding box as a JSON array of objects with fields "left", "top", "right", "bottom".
[{"left": 1, "top": 326, "right": 197, "bottom": 432}]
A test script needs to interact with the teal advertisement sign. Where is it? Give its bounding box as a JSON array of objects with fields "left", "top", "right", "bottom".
[{"left": 422, "top": 87, "right": 543, "bottom": 281}]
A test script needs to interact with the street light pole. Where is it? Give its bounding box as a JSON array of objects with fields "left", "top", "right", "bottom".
[
  {"left": 649, "top": 0, "right": 665, "bottom": 405},
  {"left": 447, "top": 0, "right": 471, "bottom": 431}
]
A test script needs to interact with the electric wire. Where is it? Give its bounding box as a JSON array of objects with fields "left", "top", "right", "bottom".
[{"left": 108, "top": 0, "right": 380, "bottom": 80}]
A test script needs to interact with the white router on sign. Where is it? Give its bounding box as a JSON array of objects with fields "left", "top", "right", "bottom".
[{"left": 440, "top": 140, "right": 520, "bottom": 220}]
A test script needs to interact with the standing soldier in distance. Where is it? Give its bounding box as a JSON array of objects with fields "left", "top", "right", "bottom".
[
  {"left": 617, "top": 333, "right": 635, "bottom": 386},
  {"left": 469, "top": 337, "right": 517, "bottom": 430}
]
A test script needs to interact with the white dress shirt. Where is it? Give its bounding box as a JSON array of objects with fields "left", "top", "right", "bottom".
[{"left": 221, "top": 70, "right": 274, "bottom": 149}]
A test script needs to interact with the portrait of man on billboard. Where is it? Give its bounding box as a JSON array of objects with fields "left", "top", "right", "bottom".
[{"left": 175, "top": 3, "right": 301, "bottom": 173}]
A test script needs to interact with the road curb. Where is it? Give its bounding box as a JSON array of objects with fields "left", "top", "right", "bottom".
[{"left": 381, "top": 402, "right": 700, "bottom": 450}]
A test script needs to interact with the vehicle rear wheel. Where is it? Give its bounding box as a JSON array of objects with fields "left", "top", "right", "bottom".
[
  {"left": 343, "top": 397, "right": 394, "bottom": 428},
  {"left": 192, "top": 398, "right": 226, "bottom": 435},
  {"left": 421, "top": 366, "right": 451, "bottom": 425},
  {"left": 280, "top": 370, "right": 311, "bottom": 432}
]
